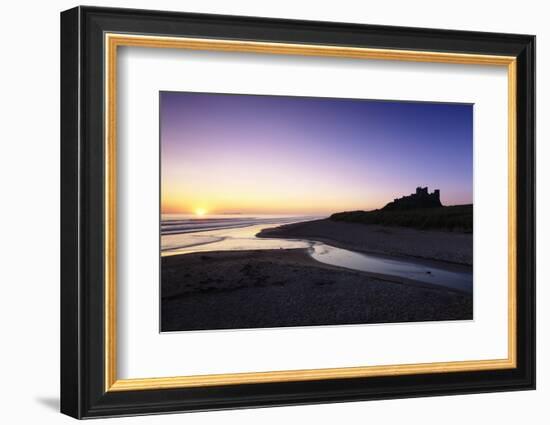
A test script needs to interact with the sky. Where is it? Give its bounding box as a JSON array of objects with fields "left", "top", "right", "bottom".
[{"left": 160, "top": 91, "right": 473, "bottom": 215}]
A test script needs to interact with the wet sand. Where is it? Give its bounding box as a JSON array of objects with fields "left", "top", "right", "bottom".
[
  {"left": 161, "top": 248, "right": 472, "bottom": 332},
  {"left": 257, "top": 219, "right": 473, "bottom": 266}
]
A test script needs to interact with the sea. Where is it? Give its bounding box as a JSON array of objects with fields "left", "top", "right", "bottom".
[{"left": 161, "top": 214, "right": 320, "bottom": 255}]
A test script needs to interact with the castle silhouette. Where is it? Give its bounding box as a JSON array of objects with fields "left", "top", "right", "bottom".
[{"left": 383, "top": 187, "right": 442, "bottom": 210}]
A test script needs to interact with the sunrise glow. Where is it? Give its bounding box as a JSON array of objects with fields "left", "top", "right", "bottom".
[
  {"left": 194, "top": 208, "right": 207, "bottom": 217},
  {"left": 160, "top": 92, "right": 473, "bottom": 215}
]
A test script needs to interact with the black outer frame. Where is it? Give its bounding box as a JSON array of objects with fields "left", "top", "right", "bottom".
[{"left": 60, "top": 6, "right": 535, "bottom": 419}]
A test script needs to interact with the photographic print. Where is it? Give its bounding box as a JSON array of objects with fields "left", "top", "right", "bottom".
[{"left": 160, "top": 92, "right": 473, "bottom": 332}]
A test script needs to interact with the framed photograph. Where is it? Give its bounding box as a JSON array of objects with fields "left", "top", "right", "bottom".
[{"left": 60, "top": 6, "right": 535, "bottom": 419}]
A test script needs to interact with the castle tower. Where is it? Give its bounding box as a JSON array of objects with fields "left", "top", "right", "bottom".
[
  {"left": 416, "top": 186, "right": 428, "bottom": 196},
  {"left": 383, "top": 186, "right": 442, "bottom": 210}
]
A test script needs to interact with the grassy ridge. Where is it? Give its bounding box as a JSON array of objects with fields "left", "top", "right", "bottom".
[{"left": 330, "top": 204, "right": 473, "bottom": 233}]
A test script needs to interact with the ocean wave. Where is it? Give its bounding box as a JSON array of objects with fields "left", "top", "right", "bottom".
[{"left": 161, "top": 216, "right": 319, "bottom": 235}]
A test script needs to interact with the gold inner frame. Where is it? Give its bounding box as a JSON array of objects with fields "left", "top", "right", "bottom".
[{"left": 104, "top": 33, "right": 517, "bottom": 392}]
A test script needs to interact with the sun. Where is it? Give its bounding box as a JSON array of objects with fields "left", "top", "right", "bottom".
[{"left": 194, "top": 207, "right": 207, "bottom": 217}]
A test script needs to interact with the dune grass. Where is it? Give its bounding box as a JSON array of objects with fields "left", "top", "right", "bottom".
[{"left": 330, "top": 204, "right": 473, "bottom": 233}]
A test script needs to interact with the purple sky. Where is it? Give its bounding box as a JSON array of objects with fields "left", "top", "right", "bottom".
[{"left": 160, "top": 91, "right": 473, "bottom": 215}]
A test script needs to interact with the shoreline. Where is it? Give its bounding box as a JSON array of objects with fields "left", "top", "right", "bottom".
[{"left": 257, "top": 219, "right": 473, "bottom": 267}]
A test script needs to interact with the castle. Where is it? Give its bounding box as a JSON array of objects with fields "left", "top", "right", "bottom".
[{"left": 382, "top": 187, "right": 442, "bottom": 210}]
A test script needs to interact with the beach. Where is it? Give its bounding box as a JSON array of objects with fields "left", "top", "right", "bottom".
[
  {"left": 161, "top": 246, "right": 472, "bottom": 332},
  {"left": 257, "top": 219, "right": 473, "bottom": 266}
]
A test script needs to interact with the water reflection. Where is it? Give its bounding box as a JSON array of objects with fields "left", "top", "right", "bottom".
[
  {"left": 162, "top": 221, "right": 311, "bottom": 255},
  {"left": 310, "top": 244, "right": 472, "bottom": 293}
]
